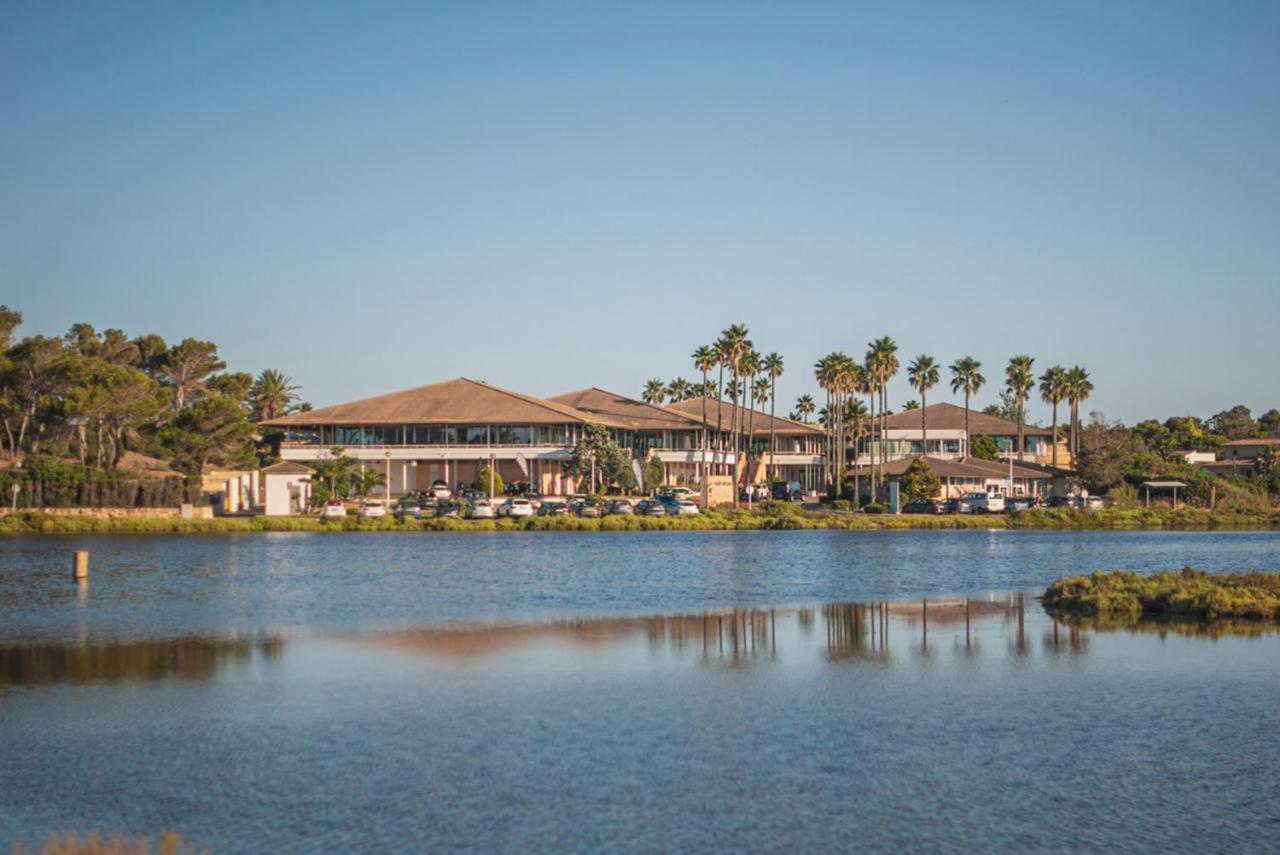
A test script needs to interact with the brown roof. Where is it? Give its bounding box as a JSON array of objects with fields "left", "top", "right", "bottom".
[
  {"left": 260, "top": 461, "right": 315, "bottom": 475},
  {"left": 261, "top": 378, "right": 602, "bottom": 427},
  {"left": 873, "top": 402, "right": 1053, "bottom": 437},
  {"left": 548, "top": 388, "right": 704, "bottom": 432},
  {"left": 1222, "top": 437, "right": 1280, "bottom": 447},
  {"left": 665, "top": 397, "right": 824, "bottom": 436},
  {"left": 848, "top": 455, "right": 1051, "bottom": 481}
]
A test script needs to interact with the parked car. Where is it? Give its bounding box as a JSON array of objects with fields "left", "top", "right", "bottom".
[
  {"left": 1082, "top": 495, "right": 1106, "bottom": 510},
  {"left": 460, "top": 489, "right": 485, "bottom": 503},
  {"left": 434, "top": 500, "right": 461, "bottom": 518},
  {"left": 606, "top": 499, "right": 635, "bottom": 516},
  {"left": 393, "top": 498, "right": 421, "bottom": 519},
  {"left": 946, "top": 496, "right": 974, "bottom": 514},
  {"left": 358, "top": 500, "right": 387, "bottom": 518},
  {"left": 667, "top": 499, "right": 700, "bottom": 516},
  {"left": 965, "top": 492, "right": 1006, "bottom": 513},
  {"left": 320, "top": 500, "right": 347, "bottom": 519},
  {"left": 1005, "top": 497, "right": 1034, "bottom": 513},
  {"left": 428, "top": 481, "right": 453, "bottom": 501},
  {"left": 499, "top": 498, "right": 534, "bottom": 518},
  {"left": 1045, "top": 495, "right": 1074, "bottom": 509},
  {"left": 902, "top": 499, "right": 946, "bottom": 514},
  {"left": 771, "top": 481, "right": 804, "bottom": 502},
  {"left": 635, "top": 499, "right": 666, "bottom": 517},
  {"left": 576, "top": 500, "right": 602, "bottom": 518},
  {"left": 738, "top": 484, "right": 770, "bottom": 502},
  {"left": 468, "top": 499, "right": 495, "bottom": 519},
  {"left": 538, "top": 500, "right": 569, "bottom": 516}
]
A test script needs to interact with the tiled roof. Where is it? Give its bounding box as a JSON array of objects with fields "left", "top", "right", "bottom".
[
  {"left": 665, "top": 397, "right": 824, "bottom": 436},
  {"left": 548, "top": 388, "right": 704, "bottom": 431},
  {"left": 261, "top": 378, "right": 603, "bottom": 426},
  {"left": 848, "top": 455, "right": 1051, "bottom": 480},
  {"left": 873, "top": 402, "right": 1053, "bottom": 437}
]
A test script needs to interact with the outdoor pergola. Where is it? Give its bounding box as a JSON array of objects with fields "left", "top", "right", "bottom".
[{"left": 1141, "top": 480, "right": 1188, "bottom": 509}]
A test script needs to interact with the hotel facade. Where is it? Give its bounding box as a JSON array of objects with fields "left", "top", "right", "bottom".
[{"left": 262, "top": 378, "right": 827, "bottom": 497}]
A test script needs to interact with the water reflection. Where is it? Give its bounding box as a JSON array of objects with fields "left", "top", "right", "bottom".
[{"left": 0, "top": 635, "right": 285, "bottom": 686}]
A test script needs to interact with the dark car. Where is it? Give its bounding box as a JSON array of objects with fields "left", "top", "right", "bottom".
[
  {"left": 1045, "top": 495, "right": 1073, "bottom": 509},
  {"left": 946, "top": 497, "right": 973, "bottom": 514},
  {"left": 1006, "top": 498, "right": 1034, "bottom": 512},
  {"left": 393, "top": 498, "right": 422, "bottom": 519},
  {"left": 537, "top": 500, "right": 569, "bottom": 516},
  {"left": 635, "top": 499, "right": 666, "bottom": 517},
  {"left": 576, "top": 500, "right": 602, "bottom": 518},
  {"left": 771, "top": 480, "right": 804, "bottom": 501},
  {"left": 434, "top": 500, "right": 461, "bottom": 518},
  {"left": 902, "top": 499, "right": 946, "bottom": 514}
]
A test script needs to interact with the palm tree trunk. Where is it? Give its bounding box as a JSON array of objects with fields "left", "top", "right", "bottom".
[
  {"left": 1018, "top": 402, "right": 1025, "bottom": 463},
  {"left": 867, "top": 386, "right": 876, "bottom": 503},
  {"left": 768, "top": 373, "right": 778, "bottom": 482},
  {"left": 715, "top": 362, "right": 725, "bottom": 472},
  {"left": 921, "top": 391, "right": 927, "bottom": 456},
  {"left": 964, "top": 392, "right": 971, "bottom": 457},
  {"left": 1050, "top": 401, "right": 1059, "bottom": 469}
]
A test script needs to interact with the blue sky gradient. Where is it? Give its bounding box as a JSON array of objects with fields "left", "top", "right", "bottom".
[{"left": 3, "top": 1, "right": 1277, "bottom": 424}]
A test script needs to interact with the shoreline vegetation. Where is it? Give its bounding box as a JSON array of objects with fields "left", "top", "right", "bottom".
[
  {"left": 2, "top": 506, "right": 1278, "bottom": 535},
  {"left": 1043, "top": 568, "right": 1280, "bottom": 621}
]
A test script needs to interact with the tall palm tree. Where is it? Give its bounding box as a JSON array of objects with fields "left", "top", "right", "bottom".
[
  {"left": 666, "top": 377, "right": 692, "bottom": 402},
  {"left": 907, "top": 355, "right": 939, "bottom": 456},
  {"left": 1065, "top": 366, "right": 1093, "bottom": 460},
  {"left": 1039, "top": 365, "right": 1069, "bottom": 469},
  {"left": 844, "top": 395, "right": 869, "bottom": 502},
  {"left": 814, "top": 354, "right": 839, "bottom": 494},
  {"left": 720, "top": 325, "right": 751, "bottom": 504},
  {"left": 948, "top": 356, "right": 985, "bottom": 457},
  {"left": 866, "top": 337, "right": 899, "bottom": 493},
  {"left": 250, "top": 369, "right": 301, "bottom": 422},
  {"left": 692, "top": 344, "right": 718, "bottom": 494},
  {"left": 714, "top": 339, "right": 729, "bottom": 463},
  {"left": 740, "top": 349, "right": 761, "bottom": 488},
  {"left": 642, "top": 378, "right": 666, "bottom": 405},
  {"left": 794, "top": 394, "right": 815, "bottom": 423},
  {"left": 1005, "top": 355, "right": 1036, "bottom": 462},
  {"left": 762, "top": 352, "right": 784, "bottom": 479}
]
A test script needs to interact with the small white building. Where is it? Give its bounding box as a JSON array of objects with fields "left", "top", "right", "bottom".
[{"left": 260, "top": 461, "right": 313, "bottom": 516}]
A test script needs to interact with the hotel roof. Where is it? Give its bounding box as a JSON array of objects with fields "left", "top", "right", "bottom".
[
  {"left": 548, "top": 388, "right": 704, "bottom": 432},
  {"left": 848, "top": 454, "right": 1050, "bottom": 480},
  {"left": 873, "top": 402, "right": 1053, "bottom": 437},
  {"left": 260, "top": 378, "right": 604, "bottom": 427},
  {"left": 664, "top": 397, "right": 824, "bottom": 436}
]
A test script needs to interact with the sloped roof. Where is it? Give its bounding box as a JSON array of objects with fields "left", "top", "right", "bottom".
[
  {"left": 665, "top": 397, "right": 824, "bottom": 436},
  {"left": 549, "top": 388, "right": 703, "bottom": 431},
  {"left": 261, "top": 378, "right": 600, "bottom": 426},
  {"left": 874, "top": 402, "right": 1053, "bottom": 437},
  {"left": 260, "top": 461, "right": 314, "bottom": 475},
  {"left": 848, "top": 455, "right": 1051, "bottom": 480},
  {"left": 1222, "top": 437, "right": 1280, "bottom": 447}
]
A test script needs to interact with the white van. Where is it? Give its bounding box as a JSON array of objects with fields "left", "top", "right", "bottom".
[{"left": 964, "top": 492, "right": 1006, "bottom": 513}]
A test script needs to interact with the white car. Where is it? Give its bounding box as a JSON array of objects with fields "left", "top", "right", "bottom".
[
  {"left": 670, "top": 499, "right": 700, "bottom": 516},
  {"left": 965, "top": 492, "right": 1006, "bottom": 513},
  {"left": 499, "top": 498, "right": 534, "bottom": 518},
  {"left": 468, "top": 500, "right": 496, "bottom": 519},
  {"left": 358, "top": 500, "right": 387, "bottom": 518},
  {"left": 428, "top": 482, "right": 453, "bottom": 500},
  {"left": 320, "top": 500, "right": 346, "bottom": 519}
]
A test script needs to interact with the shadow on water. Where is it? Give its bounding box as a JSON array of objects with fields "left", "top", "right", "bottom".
[{"left": 0, "top": 636, "right": 285, "bottom": 686}]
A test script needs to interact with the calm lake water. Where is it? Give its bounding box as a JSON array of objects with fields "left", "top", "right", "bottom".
[{"left": 2, "top": 531, "right": 1279, "bottom": 852}]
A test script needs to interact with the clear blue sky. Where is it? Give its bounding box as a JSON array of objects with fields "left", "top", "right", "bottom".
[{"left": 4, "top": 1, "right": 1277, "bottom": 425}]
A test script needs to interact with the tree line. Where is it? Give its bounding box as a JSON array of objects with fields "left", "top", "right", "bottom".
[{"left": 0, "top": 305, "right": 304, "bottom": 477}]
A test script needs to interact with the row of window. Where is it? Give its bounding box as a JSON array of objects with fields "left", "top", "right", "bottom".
[{"left": 282, "top": 424, "right": 821, "bottom": 451}]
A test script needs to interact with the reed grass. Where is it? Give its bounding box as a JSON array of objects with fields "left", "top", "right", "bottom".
[{"left": 1043, "top": 568, "right": 1280, "bottom": 620}]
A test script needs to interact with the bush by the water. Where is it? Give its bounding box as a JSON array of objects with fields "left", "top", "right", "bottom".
[{"left": 1043, "top": 568, "right": 1280, "bottom": 620}]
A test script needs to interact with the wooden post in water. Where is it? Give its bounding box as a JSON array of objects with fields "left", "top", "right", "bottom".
[
  {"left": 921, "top": 598, "right": 928, "bottom": 651},
  {"left": 72, "top": 550, "right": 89, "bottom": 581},
  {"left": 965, "top": 598, "right": 971, "bottom": 649}
]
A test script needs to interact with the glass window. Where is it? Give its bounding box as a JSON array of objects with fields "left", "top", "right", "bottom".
[
  {"left": 463, "top": 426, "right": 488, "bottom": 445},
  {"left": 496, "top": 426, "right": 532, "bottom": 444}
]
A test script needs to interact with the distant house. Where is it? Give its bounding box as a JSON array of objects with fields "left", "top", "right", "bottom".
[
  {"left": 857, "top": 402, "right": 1065, "bottom": 467},
  {"left": 847, "top": 454, "right": 1055, "bottom": 500},
  {"left": 1201, "top": 437, "right": 1280, "bottom": 476},
  {"left": 1175, "top": 449, "right": 1217, "bottom": 465}
]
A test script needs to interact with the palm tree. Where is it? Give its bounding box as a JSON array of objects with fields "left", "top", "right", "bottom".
[
  {"left": 642, "top": 378, "right": 667, "bottom": 405},
  {"left": 741, "top": 349, "right": 762, "bottom": 489},
  {"left": 692, "top": 344, "right": 718, "bottom": 495},
  {"left": 948, "top": 356, "right": 984, "bottom": 457},
  {"left": 720, "top": 325, "right": 751, "bottom": 504},
  {"left": 762, "top": 352, "right": 784, "bottom": 479},
  {"left": 866, "top": 337, "right": 899, "bottom": 495},
  {"left": 814, "top": 354, "right": 839, "bottom": 494},
  {"left": 666, "top": 377, "right": 692, "bottom": 402},
  {"left": 250, "top": 369, "right": 301, "bottom": 422},
  {"left": 1038, "top": 365, "right": 1068, "bottom": 469},
  {"left": 794, "top": 394, "right": 815, "bottom": 423},
  {"left": 901, "top": 400, "right": 920, "bottom": 411},
  {"left": 1005, "top": 355, "right": 1035, "bottom": 462},
  {"left": 844, "top": 395, "right": 869, "bottom": 502},
  {"left": 355, "top": 468, "right": 386, "bottom": 499},
  {"left": 1065, "top": 366, "right": 1093, "bottom": 460},
  {"left": 907, "top": 355, "right": 939, "bottom": 457}
]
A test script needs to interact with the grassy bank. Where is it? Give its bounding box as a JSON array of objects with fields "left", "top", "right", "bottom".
[
  {"left": 1043, "top": 568, "right": 1280, "bottom": 620},
  {"left": 1, "top": 506, "right": 1277, "bottom": 535}
]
